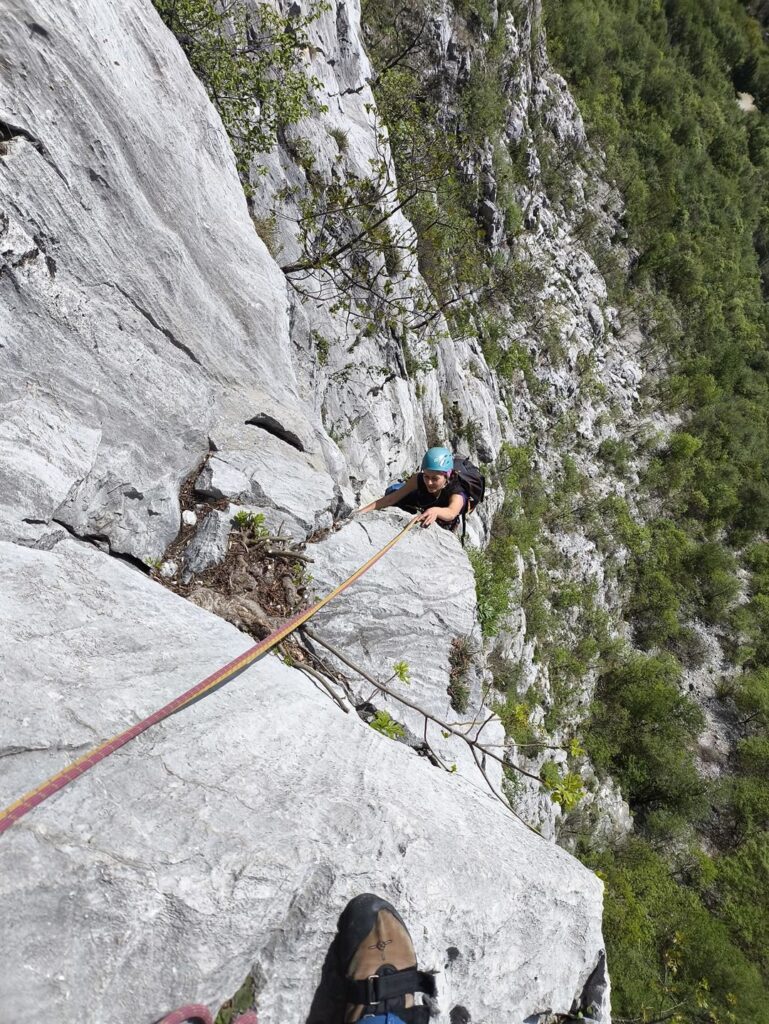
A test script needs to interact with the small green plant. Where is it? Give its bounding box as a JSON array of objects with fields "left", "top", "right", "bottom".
[
  {"left": 540, "top": 761, "right": 585, "bottom": 811},
  {"left": 392, "top": 660, "right": 411, "bottom": 683},
  {"left": 292, "top": 562, "right": 314, "bottom": 588},
  {"left": 215, "top": 975, "right": 256, "bottom": 1024},
  {"left": 370, "top": 709, "right": 405, "bottom": 740},
  {"left": 286, "top": 134, "right": 318, "bottom": 173},
  {"left": 312, "top": 330, "right": 330, "bottom": 366},
  {"left": 447, "top": 676, "right": 470, "bottom": 715},
  {"left": 540, "top": 759, "right": 561, "bottom": 790},
  {"left": 233, "top": 510, "right": 269, "bottom": 539},
  {"left": 447, "top": 636, "right": 473, "bottom": 713},
  {"left": 549, "top": 772, "right": 586, "bottom": 811},
  {"left": 495, "top": 699, "right": 538, "bottom": 747},
  {"left": 327, "top": 125, "right": 349, "bottom": 154},
  {"left": 568, "top": 737, "right": 586, "bottom": 759},
  {"left": 251, "top": 212, "right": 280, "bottom": 257}
]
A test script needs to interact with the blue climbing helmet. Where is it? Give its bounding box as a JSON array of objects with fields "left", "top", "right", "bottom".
[{"left": 421, "top": 446, "right": 453, "bottom": 473}]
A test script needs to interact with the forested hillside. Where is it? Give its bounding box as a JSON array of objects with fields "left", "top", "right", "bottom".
[{"left": 543, "top": 1, "right": 769, "bottom": 1020}]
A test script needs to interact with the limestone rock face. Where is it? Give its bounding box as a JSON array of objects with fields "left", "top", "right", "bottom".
[
  {"left": 0, "top": 540, "right": 608, "bottom": 1024},
  {"left": 0, "top": 0, "right": 311, "bottom": 561},
  {"left": 181, "top": 508, "right": 234, "bottom": 583},
  {"left": 196, "top": 427, "right": 342, "bottom": 537},
  {"left": 309, "top": 512, "right": 506, "bottom": 788}
]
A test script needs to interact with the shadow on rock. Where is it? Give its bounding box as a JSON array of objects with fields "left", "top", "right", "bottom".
[{"left": 306, "top": 929, "right": 346, "bottom": 1024}]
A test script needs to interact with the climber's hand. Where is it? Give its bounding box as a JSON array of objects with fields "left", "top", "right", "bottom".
[{"left": 418, "top": 507, "right": 440, "bottom": 528}]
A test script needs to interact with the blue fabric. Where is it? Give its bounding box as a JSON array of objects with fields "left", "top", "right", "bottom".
[
  {"left": 384, "top": 480, "right": 405, "bottom": 495},
  {"left": 360, "top": 1015, "right": 407, "bottom": 1024}
]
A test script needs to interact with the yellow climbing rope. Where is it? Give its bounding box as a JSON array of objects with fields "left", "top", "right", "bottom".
[{"left": 0, "top": 515, "right": 420, "bottom": 836}]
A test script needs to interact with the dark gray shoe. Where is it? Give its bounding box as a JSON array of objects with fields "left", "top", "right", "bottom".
[{"left": 338, "top": 894, "right": 437, "bottom": 1023}]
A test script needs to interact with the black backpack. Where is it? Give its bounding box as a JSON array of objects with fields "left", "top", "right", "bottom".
[{"left": 453, "top": 456, "right": 486, "bottom": 542}]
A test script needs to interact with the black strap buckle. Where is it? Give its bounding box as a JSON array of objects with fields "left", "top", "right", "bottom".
[{"left": 366, "top": 975, "right": 380, "bottom": 1005}]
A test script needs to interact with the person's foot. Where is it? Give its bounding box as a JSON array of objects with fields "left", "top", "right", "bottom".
[{"left": 338, "top": 893, "right": 436, "bottom": 1023}]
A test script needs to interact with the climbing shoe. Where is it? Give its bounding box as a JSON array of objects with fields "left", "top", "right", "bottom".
[{"left": 338, "top": 893, "right": 436, "bottom": 1023}]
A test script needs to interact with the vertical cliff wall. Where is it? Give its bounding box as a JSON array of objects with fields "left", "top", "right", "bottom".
[{"left": 0, "top": 0, "right": 612, "bottom": 1021}]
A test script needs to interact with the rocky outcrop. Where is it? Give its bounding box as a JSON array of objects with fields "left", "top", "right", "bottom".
[
  {"left": 0, "top": 0, "right": 611, "bottom": 1021},
  {"left": 0, "top": 0, "right": 315, "bottom": 561},
  {"left": 0, "top": 539, "right": 608, "bottom": 1024},
  {"left": 310, "top": 512, "right": 506, "bottom": 788}
]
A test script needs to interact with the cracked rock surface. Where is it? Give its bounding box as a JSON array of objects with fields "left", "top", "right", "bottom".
[
  {"left": 0, "top": 540, "right": 607, "bottom": 1024},
  {"left": 0, "top": 0, "right": 312, "bottom": 561},
  {"left": 309, "top": 513, "right": 507, "bottom": 788}
]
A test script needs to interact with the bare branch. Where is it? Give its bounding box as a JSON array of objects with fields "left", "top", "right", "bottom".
[
  {"left": 297, "top": 663, "right": 350, "bottom": 714},
  {"left": 302, "top": 626, "right": 542, "bottom": 785}
]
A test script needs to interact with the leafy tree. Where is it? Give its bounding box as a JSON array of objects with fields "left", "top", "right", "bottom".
[
  {"left": 153, "top": 0, "right": 326, "bottom": 180},
  {"left": 587, "top": 652, "right": 706, "bottom": 831}
]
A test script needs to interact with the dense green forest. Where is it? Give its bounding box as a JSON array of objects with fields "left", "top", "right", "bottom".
[{"left": 542, "top": 1, "right": 769, "bottom": 1020}]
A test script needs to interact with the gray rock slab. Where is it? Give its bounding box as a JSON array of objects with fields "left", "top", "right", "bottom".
[
  {"left": 196, "top": 428, "right": 339, "bottom": 535},
  {"left": 0, "top": 0, "right": 312, "bottom": 559},
  {"left": 181, "top": 509, "right": 234, "bottom": 584},
  {"left": 307, "top": 512, "right": 507, "bottom": 788},
  {"left": 0, "top": 539, "right": 607, "bottom": 1024}
]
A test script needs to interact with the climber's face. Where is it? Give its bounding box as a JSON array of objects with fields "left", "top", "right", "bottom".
[{"left": 422, "top": 470, "right": 449, "bottom": 495}]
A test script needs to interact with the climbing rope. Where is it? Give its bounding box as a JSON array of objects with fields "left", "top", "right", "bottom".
[{"left": 0, "top": 516, "right": 420, "bottom": 836}]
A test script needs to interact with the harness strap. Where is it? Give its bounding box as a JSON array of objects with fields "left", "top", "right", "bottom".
[{"left": 346, "top": 966, "right": 438, "bottom": 1005}]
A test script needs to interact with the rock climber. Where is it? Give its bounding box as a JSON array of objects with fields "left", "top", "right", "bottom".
[{"left": 355, "top": 447, "right": 467, "bottom": 530}]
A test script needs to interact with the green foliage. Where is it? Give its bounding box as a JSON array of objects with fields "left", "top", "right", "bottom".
[
  {"left": 251, "top": 212, "right": 279, "bottom": 256},
  {"left": 215, "top": 975, "right": 256, "bottom": 1024},
  {"left": 495, "top": 696, "right": 538, "bottom": 747},
  {"left": 153, "top": 0, "right": 326, "bottom": 182},
  {"left": 311, "top": 330, "right": 330, "bottom": 366},
  {"left": 469, "top": 546, "right": 514, "bottom": 638},
  {"left": 447, "top": 636, "right": 473, "bottom": 713},
  {"left": 354, "top": 0, "right": 523, "bottom": 343},
  {"left": 392, "top": 660, "right": 411, "bottom": 683},
  {"left": 732, "top": 668, "right": 769, "bottom": 727},
  {"left": 451, "top": 0, "right": 498, "bottom": 31},
  {"left": 544, "top": 0, "right": 769, "bottom": 556},
  {"left": 614, "top": 517, "right": 739, "bottom": 650},
  {"left": 713, "top": 833, "right": 769, "bottom": 976},
  {"left": 327, "top": 125, "right": 349, "bottom": 154},
  {"left": 291, "top": 561, "right": 313, "bottom": 589},
  {"left": 460, "top": 25, "right": 510, "bottom": 146},
  {"left": 551, "top": 771, "right": 586, "bottom": 812},
  {"left": 584, "top": 838, "right": 769, "bottom": 1024},
  {"left": 539, "top": 759, "right": 585, "bottom": 811},
  {"left": 233, "top": 510, "right": 269, "bottom": 540},
  {"left": 370, "top": 709, "right": 405, "bottom": 740},
  {"left": 587, "top": 652, "right": 706, "bottom": 835},
  {"left": 597, "top": 437, "right": 632, "bottom": 476}
]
